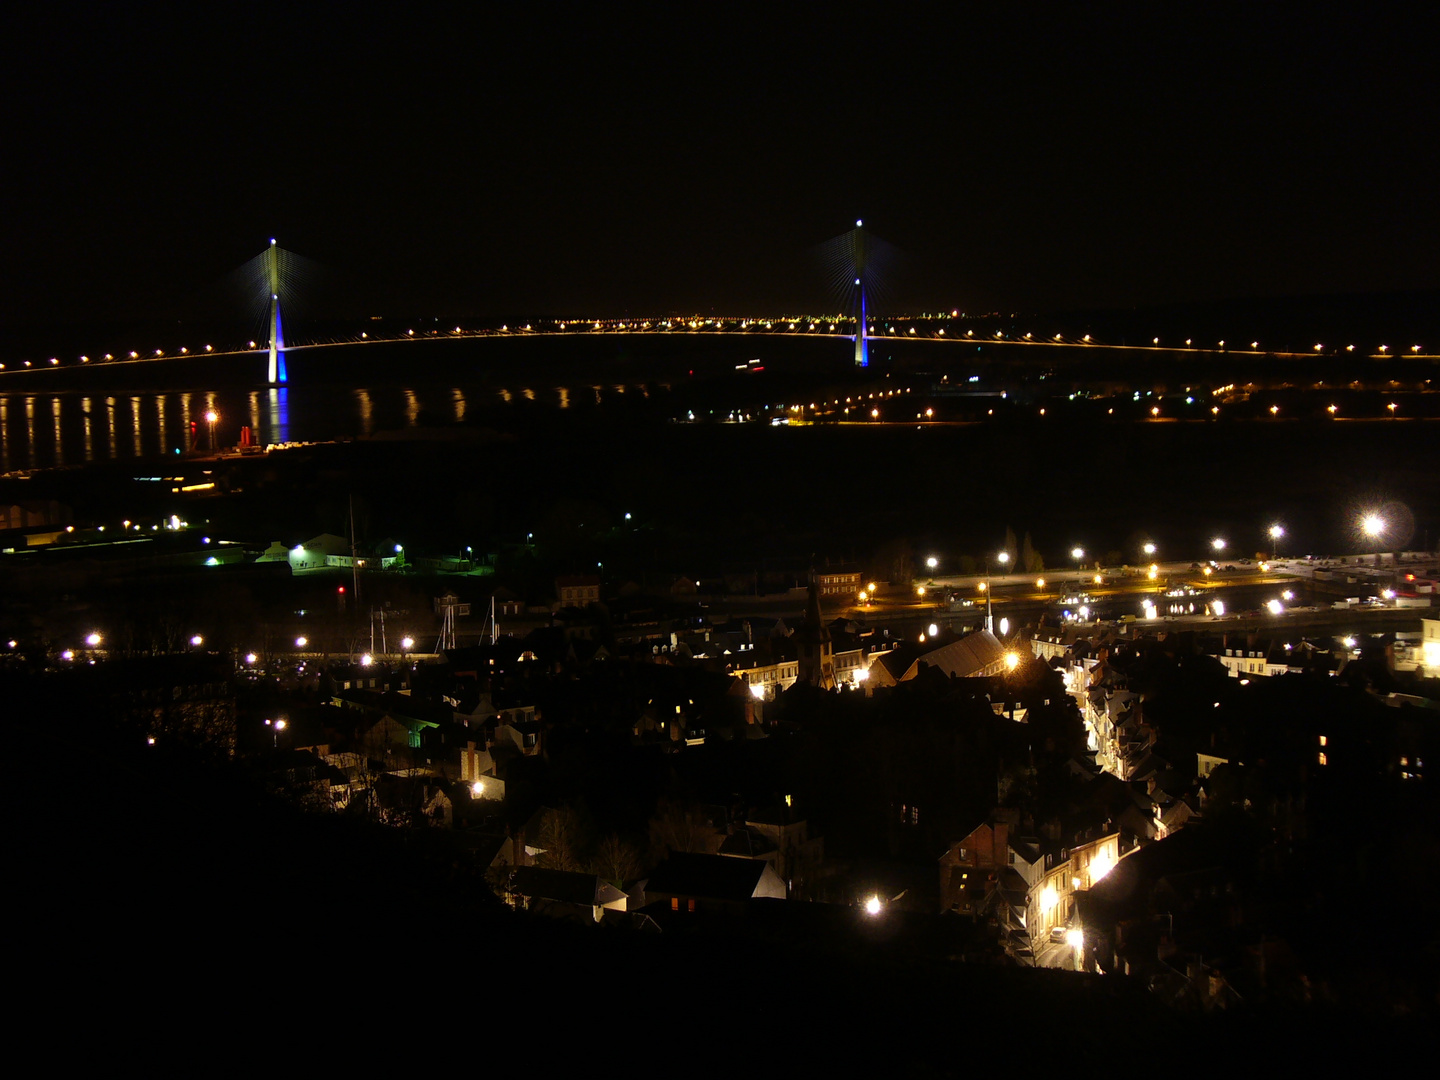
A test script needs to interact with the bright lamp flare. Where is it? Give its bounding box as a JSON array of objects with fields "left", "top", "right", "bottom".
[
  {"left": 1362, "top": 514, "right": 1385, "bottom": 537},
  {"left": 864, "top": 895, "right": 882, "bottom": 916}
]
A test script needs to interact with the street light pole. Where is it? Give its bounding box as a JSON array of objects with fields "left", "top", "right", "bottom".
[{"left": 989, "top": 551, "right": 1010, "bottom": 635}]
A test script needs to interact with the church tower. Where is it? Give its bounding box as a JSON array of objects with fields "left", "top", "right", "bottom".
[{"left": 796, "top": 571, "right": 836, "bottom": 689}]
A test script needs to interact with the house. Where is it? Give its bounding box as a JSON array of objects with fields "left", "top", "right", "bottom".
[
  {"left": 939, "top": 815, "right": 1015, "bottom": 916},
  {"left": 505, "top": 867, "right": 628, "bottom": 923},
  {"left": 870, "top": 630, "right": 1010, "bottom": 686},
  {"left": 555, "top": 575, "right": 601, "bottom": 608},
  {"left": 732, "top": 655, "right": 800, "bottom": 700},
  {"left": 743, "top": 804, "right": 825, "bottom": 894},
  {"left": 814, "top": 568, "right": 862, "bottom": 597},
  {"left": 644, "top": 851, "right": 786, "bottom": 913}
]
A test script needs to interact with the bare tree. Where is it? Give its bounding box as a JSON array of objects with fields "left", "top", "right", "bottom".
[
  {"left": 648, "top": 799, "right": 719, "bottom": 861},
  {"left": 537, "top": 806, "right": 586, "bottom": 871},
  {"left": 591, "top": 833, "right": 641, "bottom": 886}
]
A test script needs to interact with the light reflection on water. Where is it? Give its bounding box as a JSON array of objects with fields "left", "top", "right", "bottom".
[{"left": 0, "top": 383, "right": 639, "bottom": 471}]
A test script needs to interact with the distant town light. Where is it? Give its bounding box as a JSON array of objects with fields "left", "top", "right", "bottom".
[
  {"left": 295, "top": 636, "right": 308, "bottom": 648},
  {"left": 86, "top": 633, "right": 102, "bottom": 646}
]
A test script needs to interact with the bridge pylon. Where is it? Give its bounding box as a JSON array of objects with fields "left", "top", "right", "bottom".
[{"left": 265, "top": 239, "right": 287, "bottom": 385}]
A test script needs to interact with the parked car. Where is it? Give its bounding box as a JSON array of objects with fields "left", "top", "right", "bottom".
[{"left": 1049, "top": 925, "right": 1070, "bottom": 942}]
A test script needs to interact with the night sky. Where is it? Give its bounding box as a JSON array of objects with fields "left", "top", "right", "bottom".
[{"left": 4, "top": 3, "right": 1437, "bottom": 325}]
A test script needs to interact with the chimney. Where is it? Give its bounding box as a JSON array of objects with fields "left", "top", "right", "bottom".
[{"left": 992, "top": 821, "right": 1009, "bottom": 866}]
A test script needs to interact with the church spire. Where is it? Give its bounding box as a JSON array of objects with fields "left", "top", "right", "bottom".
[{"left": 797, "top": 568, "right": 835, "bottom": 689}]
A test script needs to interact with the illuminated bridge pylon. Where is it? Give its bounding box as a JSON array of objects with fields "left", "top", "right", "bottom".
[
  {"left": 265, "top": 239, "right": 287, "bottom": 385},
  {"left": 852, "top": 219, "right": 870, "bottom": 368}
]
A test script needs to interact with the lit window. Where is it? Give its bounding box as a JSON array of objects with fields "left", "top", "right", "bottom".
[
  {"left": 1318, "top": 752, "right": 1327, "bottom": 766},
  {"left": 1318, "top": 735, "right": 1327, "bottom": 747}
]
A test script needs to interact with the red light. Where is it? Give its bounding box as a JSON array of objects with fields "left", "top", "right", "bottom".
[
  {"left": 338, "top": 586, "right": 346, "bottom": 593},
  {"left": 1406, "top": 574, "right": 1415, "bottom": 581}
]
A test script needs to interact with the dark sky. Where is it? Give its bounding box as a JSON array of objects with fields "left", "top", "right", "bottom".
[{"left": 4, "top": 3, "right": 1437, "bottom": 324}]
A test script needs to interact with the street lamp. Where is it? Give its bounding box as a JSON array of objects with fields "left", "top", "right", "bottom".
[
  {"left": 1362, "top": 514, "right": 1386, "bottom": 566},
  {"left": 204, "top": 409, "right": 218, "bottom": 451},
  {"left": 987, "top": 551, "right": 1010, "bottom": 633},
  {"left": 1211, "top": 538, "right": 1226, "bottom": 554},
  {"left": 1071, "top": 547, "right": 1084, "bottom": 582},
  {"left": 864, "top": 895, "right": 882, "bottom": 916},
  {"left": 1142, "top": 542, "right": 1156, "bottom": 557},
  {"left": 1268, "top": 524, "right": 1284, "bottom": 559},
  {"left": 926, "top": 555, "right": 938, "bottom": 571}
]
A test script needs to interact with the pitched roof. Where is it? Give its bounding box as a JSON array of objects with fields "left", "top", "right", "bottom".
[
  {"left": 913, "top": 629, "right": 1006, "bottom": 679},
  {"left": 509, "top": 867, "right": 626, "bottom": 907},
  {"left": 646, "top": 851, "right": 768, "bottom": 901}
]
